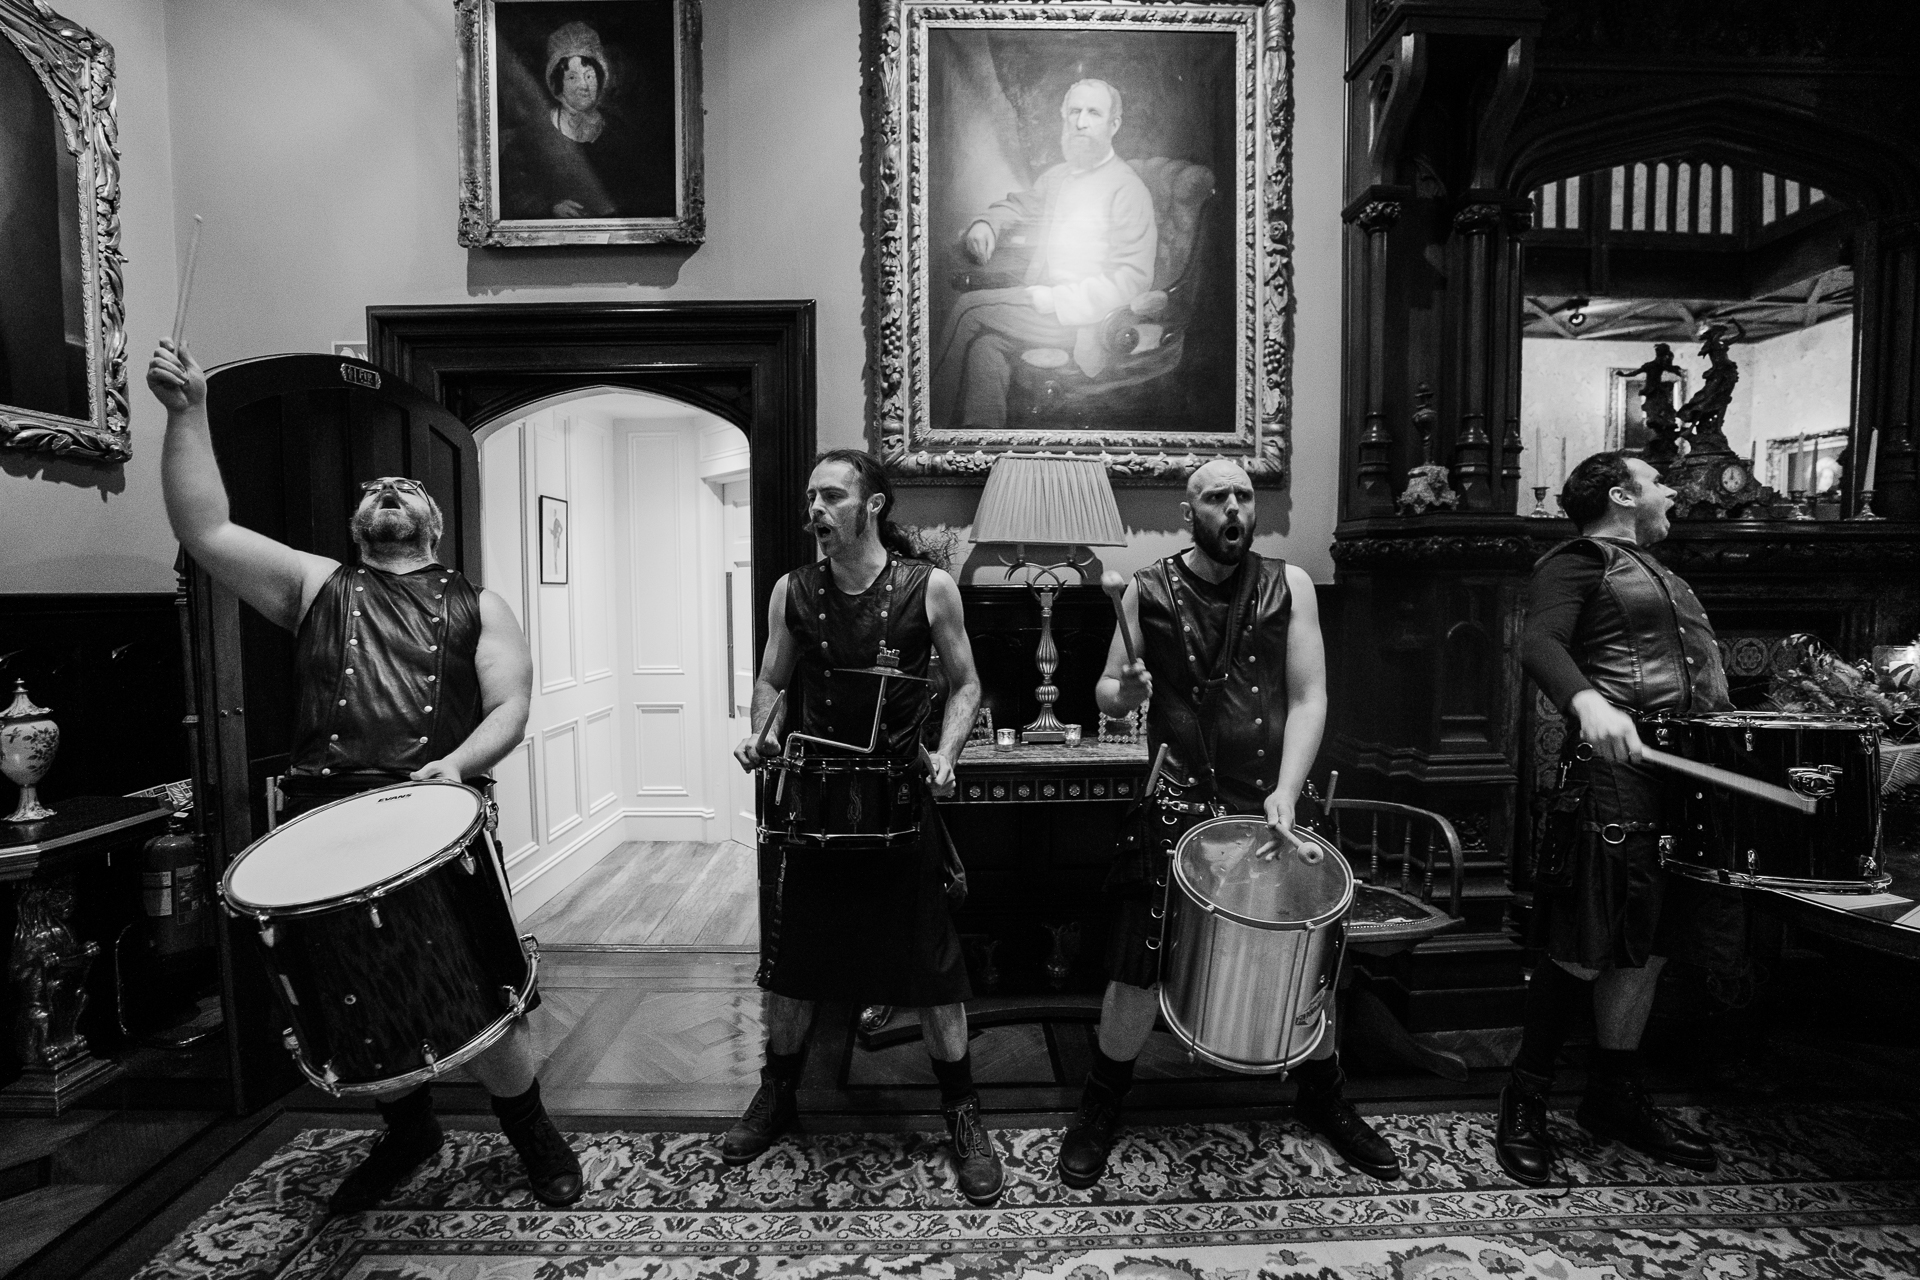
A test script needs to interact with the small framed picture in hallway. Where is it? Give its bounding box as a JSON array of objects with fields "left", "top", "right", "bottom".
[{"left": 540, "top": 495, "right": 570, "bottom": 584}]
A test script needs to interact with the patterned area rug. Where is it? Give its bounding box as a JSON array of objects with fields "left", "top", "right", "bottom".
[{"left": 135, "top": 1103, "right": 1920, "bottom": 1279}]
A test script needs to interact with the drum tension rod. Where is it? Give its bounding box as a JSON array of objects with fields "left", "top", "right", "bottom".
[{"left": 369, "top": 904, "right": 383, "bottom": 929}]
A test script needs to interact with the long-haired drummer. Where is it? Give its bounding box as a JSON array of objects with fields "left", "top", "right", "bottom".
[
  {"left": 727, "top": 449, "right": 1005, "bottom": 1204},
  {"left": 1496, "top": 452, "right": 1735, "bottom": 1185},
  {"left": 148, "top": 342, "right": 582, "bottom": 1213},
  {"left": 1062, "top": 459, "right": 1400, "bottom": 1188}
]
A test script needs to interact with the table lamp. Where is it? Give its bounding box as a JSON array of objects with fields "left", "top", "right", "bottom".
[{"left": 971, "top": 455, "right": 1127, "bottom": 744}]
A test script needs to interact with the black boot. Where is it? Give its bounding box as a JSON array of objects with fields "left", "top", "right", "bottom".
[
  {"left": 1294, "top": 1059, "right": 1401, "bottom": 1181},
  {"left": 1494, "top": 1068, "right": 1556, "bottom": 1187},
  {"left": 1576, "top": 1072, "right": 1717, "bottom": 1172},
  {"left": 721, "top": 1065, "right": 799, "bottom": 1165},
  {"left": 1057, "top": 1075, "right": 1127, "bottom": 1189},
  {"left": 328, "top": 1085, "right": 444, "bottom": 1215},
  {"left": 941, "top": 1092, "right": 1006, "bottom": 1206},
  {"left": 492, "top": 1081, "right": 584, "bottom": 1207}
]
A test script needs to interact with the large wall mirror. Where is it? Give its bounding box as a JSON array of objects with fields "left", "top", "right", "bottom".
[
  {"left": 1518, "top": 158, "right": 1855, "bottom": 516},
  {"left": 0, "top": 1, "right": 125, "bottom": 463}
]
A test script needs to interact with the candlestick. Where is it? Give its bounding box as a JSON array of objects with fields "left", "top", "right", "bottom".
[
  {"left": 1559, "top": 436, "right": 1568, "bottom": 483},
  {"left": 1529, "top": 485, "right": 1551, "bottom": 518},
  {"left": 1861, "top": 426, "right": 1881, "bottom": 493},
  {"left": 1851, "top": 489, "right": 1885, "bottom": 522}
]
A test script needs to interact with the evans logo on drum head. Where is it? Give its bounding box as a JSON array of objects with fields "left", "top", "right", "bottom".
[{"left": 340, "top": 363, "right": 381, "bottom": 390}]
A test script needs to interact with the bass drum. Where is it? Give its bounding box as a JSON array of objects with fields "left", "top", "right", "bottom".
[
  {"left": 1646, "top": 711, "right": 1887, "bottom": 893},
  {"left": 1158, "top": 816, "right": 1352, "bottom": 1075},
  {"left": 222, "top": 780, "right": 537, "bottom": 1095}
]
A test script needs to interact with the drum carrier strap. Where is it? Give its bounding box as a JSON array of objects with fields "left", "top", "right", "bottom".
[{"left": 1155, "top": 554, "right": 1264, "bottom": 814}]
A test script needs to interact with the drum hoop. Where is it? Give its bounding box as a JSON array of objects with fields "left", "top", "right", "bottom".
[
  {"left": 759, "top": 825, "right": 922, "bottom": 847},
  {"left": 286, "top": 934, "right": 541, "bottom": 1097},
  {"left": 222, "top": 779, "right": 488, "bottom": 919},
  {"left": 1659, "top": 857, "right": 1893, "bottom": 896},
  {"left": 781, "top": 756, "right": 921, "bottom": 776},
  {"left": 1157, "top": 991, "right": 1330, "bottom": 1076},
  {"left": 1648, "top": 711, "right": 1880, "bottom": 732},
  {"left": 1168, "top": 816, "right": 1354, "bottom": 933}
]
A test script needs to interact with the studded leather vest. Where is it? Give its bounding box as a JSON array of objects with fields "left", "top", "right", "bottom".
[
  {"left": 785, "top": 558, "right": 933, "bottom": 760},
  {"left": 287, "top": 564, "right": 485, "bottom": 778},
  {"left": 1537, "top": 537, "right": 1729, "bottom": 716},
  {"left": 1136, "top": 554, "right": 1292, "bottom": 813}
]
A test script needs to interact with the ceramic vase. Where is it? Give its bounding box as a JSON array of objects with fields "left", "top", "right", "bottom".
[{"left": 2, "top": 679, "right": 59, "bottom": 822}]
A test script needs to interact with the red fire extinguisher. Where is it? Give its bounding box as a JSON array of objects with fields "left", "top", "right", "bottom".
[{"left": 142, "top": 812, "right": 210, "bottom": 955}]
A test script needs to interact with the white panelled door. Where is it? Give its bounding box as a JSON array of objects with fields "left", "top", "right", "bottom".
[{"left": 721, "top": 478, "right": 755, "bottom": 846}]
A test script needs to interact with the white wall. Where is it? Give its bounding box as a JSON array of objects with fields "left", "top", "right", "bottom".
[
  {"left": 1745, "top": 315, "right": 1853, "bottom": 473},
  {"left": 4, "top": 0, "right": 1349, "bottom": 594}
]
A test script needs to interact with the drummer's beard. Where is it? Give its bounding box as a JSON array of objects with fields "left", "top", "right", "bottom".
[
  {"left": 1192, "top": 512, "right": 1254, "bottom": 566},
  {"left": 352, "top": 496, "right": 433, "bottom": 556}
]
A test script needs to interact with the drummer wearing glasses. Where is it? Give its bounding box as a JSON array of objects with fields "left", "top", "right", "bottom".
[
  {"left": 147, "top": 341, "right": 582, "bottom": 1214},
  {"left": 1494, "top": 452, "right": 1726, "bottom": 1187},
  {"left": 1057, "top": 458, "right": 1401, "bottom": 1188}
]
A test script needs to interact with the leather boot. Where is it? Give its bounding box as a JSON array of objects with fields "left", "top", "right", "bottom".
[
  {"left": 328, "top": 1086, "right": 444, "bottom": 1215},
  {"left": 1056, "top": 1075, "right": 1126, "bottom": 1189},
  {"left": 1494, "top": 1069, "right": 1555, "bottom": 1187},
  {"left": 1576, "top": 1073, "right": 1717, "bottom": 1171},
  {"left": 1296, "top": 1070, "right": 1401, "bottom": 1181},
  {"left": 721, "top": 1068, "right": 798, "bottom": 1165},
  {"left": 491, "top": 1081, "right": 583, "bottom": 1207},
  {"left": 941, "top": 1092, "right": 1006, "bottom": 1205}
]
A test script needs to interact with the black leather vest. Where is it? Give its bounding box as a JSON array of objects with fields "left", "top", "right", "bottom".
[
  {"left": 1537, "top": 537, "right": 1729, "bottom": 716},
  {"left": 288, "top": 564, "right": 485, "bottom": 778},
  {"left": 1137, "top": 554, "right": 1291, "bottom": 813},
  {"left": 785, "top": 558, "right": 933, "bottom": 760}
]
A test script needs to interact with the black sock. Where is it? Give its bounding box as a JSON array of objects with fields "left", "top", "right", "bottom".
[
  {"left": 1292, "top": 1053, "right": 1342, "bottom": 1096},
  {"left": 489, "top": 1079, "right": 544, "bottom": 1130},
  {"left": 375, "top": 1084, "right": 437, "bottom": 1133},
  {"left": 930, "top": 1052, "right": 975, "bottom": 1105},
  {"left": 765, "top": 1048, "right": 805, "bottom": 1084},
  {"left": 1512, "top": 961, "right": 1588, "bottom": 1081},
  {"left": 1591, "top": 1046, "right": 1640, "bottom": 1083},
  {"left": 1088, "top": 1045, "right": 1136, "bottom": 1099}
]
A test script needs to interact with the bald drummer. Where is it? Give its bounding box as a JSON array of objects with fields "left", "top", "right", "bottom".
[{"left": 1054, "top": 459, "right": 1400, "bottom": 1188}]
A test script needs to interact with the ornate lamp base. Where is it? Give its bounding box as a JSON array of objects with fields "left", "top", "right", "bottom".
[{"left": 0, "top": 1055, "right": 123, "bottom": 1116}]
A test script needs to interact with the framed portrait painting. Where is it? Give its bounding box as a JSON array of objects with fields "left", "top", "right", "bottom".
[
  {"left": 456, "top": 0, "right": 704, "bottom": 247},
  {"left": 0, "top": 1, "right": 128, "bottom": 463},
  {"left": 539, "top": 496, "right": 569, "bottom": 584},
  {"left": 864, "top": 0, "right": 1294, "bottom": 483}
]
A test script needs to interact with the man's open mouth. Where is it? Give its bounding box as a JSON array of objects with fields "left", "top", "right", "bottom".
[{"left": 1222, "top": 524, "right": 1244, "bottom": 542}]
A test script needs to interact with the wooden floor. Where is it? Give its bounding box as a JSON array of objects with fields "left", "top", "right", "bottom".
[{"left": 523, "top": 841, "right": 758, "bottom": 948}]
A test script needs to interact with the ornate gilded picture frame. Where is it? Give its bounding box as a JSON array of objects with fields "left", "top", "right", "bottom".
[
  {"left": 0, "top": 1, "right": 127, "bottom": 463},
  {"left": 864, "top": 0, "right": 1293, "bottom": 483},
  {"left": 456, "top": 0, "right": 704, "bottom": 248}
]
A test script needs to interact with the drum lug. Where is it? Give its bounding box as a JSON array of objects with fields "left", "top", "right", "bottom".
[
  {"left": 1744, "top": 727, "right": 1754, "bottom": 752},
  {"left": 258, "top": 922, "right": 277, "bottom": 948},
  {"left": 369, "top": 904, "right": 383, "bottom": 929},
  {"left": 501, "top": 984, "right": 523, "bottom": 1015},
  {"left": 484, "top": 797, "right": 500, "bottom": 835},
  {"left": 420, "top": 1041, "right": 439, "bottom": 1071},
  {"left": 282, "top": 1028, "right": 299, "bottom": 1054},
  {"left": 461, "top": 851, "right": 477, "bottom": 875},
  {"left": 321, "top": 1062, "right": 341, "bottom": 1090}
]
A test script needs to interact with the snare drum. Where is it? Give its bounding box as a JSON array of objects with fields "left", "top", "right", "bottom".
[
  {"left": 765, "top": 755, "right": 923, "bottom": 846},
  {"left": 1647, "top": 711, "right": 1887, "bottom": 893},
  {"left": 1158, "top": 816, "right": 1352, "bottom": 1075},
  {"left": 222, "top": 780, "right": 537, "bottom": 1095}
]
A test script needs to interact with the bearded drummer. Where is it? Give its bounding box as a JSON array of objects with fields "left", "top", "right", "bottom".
[
  {"left": 1494, "top": 452, "right": 1730, "bottom": 1187},
  {"left": 147, "top": 341, "right": 582, "bottom": 1213},
  {"left": 1059, "top": 459, "right": 1400, "bottom": 1188},
  {"left": 727, "top": 449, "right": 1006, "bottom": 1204}
]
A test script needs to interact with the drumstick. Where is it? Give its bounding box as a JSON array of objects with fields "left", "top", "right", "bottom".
[
  {"left": 1143, "top": 742, "right": 1170, "bottom": 797},
  {"left": 171, "top": 215, "right": 204, "bottom": 353},
  {"left": 1639, "top": 746, "right": 1818, "bottom": 815},
  {"left": 753, "top": 689, "right": 786, "bottom": 762},
  {"left": 1101, "top": 570, "right": 1139, "bottom": 665}
]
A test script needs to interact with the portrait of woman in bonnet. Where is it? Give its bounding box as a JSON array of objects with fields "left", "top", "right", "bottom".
[{"left": 496, "top": 5, "right": 677, "bottom": 221}]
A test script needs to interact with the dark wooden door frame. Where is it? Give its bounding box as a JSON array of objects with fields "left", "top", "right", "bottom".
[{"left": 365, "top": 300, "right": 819, "bottom": 646}]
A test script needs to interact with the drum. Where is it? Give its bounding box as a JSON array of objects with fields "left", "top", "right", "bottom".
[
  {"left": 1647, "top": 711, "right": 1887, "bottom": 893},
  {"left": 1158, "top": 816, "right": 1353, "bottom": 1075},
  {"left": 766, "top": 755, "right": 922, "bottom": 846},
  {"left": 222, "top": 780, "right": 538, "bottom": 1095}
]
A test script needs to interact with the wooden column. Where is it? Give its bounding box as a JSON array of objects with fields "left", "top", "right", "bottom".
[
  {"left": 1855, "top": 215, "right": 1920, "bottom": 520},
  {"left": 1351, "top": 199, "right": 1404, "bottom": 515}
]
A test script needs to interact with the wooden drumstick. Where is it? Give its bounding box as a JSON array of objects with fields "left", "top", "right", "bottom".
[
  {"left": 753, "top": 689, "right": 786, "bottom": 761},
  {"left": 1639, "top": 746, "right": 1817, "bottom": 815},
  {"left": 1101, "top": 570, "right": 1140, "bottom": 665},
  {"left": 171, "top": 214, "right": 204, "bottom": 353},
  {"left": 1142, "top": 742, "right": 1170, "bottom": 797}
]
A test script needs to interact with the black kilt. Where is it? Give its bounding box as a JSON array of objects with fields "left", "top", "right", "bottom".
[{"left": 1104, "top": 801, "right": 1212, "bottom": 990}]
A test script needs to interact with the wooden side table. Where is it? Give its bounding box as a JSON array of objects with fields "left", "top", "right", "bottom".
[{"left": 0, "top": 796, "right": 171, "bottom": 1113}]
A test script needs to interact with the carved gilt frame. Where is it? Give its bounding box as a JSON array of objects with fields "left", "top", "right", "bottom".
[
  {"left": 455, "top": 0, "right": 705, "bottom": 248},
  {"left": 0, "top": 1, "right": 127, "bottom": 463},
  {"left": 864, "top": 0, "right": 1294, "bottom": 483}
]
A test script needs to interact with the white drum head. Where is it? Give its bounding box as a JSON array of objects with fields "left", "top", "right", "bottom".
[{"left": 228, "top": 783, "right": 481, "bottom": 909}]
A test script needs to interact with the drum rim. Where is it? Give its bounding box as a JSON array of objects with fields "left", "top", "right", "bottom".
[
  {"left": 221, "top": 779, "right": 488, "bottom": 918},
  {"left": 1660, "top": 856, "right": 1893, "bottom": 895},
  {"left": 1169, "top": 815, "right": 1354, "bottom": 932},
  {"left": 1646, "top": 710, "right": 1880, "bottom": 731},
  {"left": 775, "top": 754, "right": 922, "bottom": 774}
]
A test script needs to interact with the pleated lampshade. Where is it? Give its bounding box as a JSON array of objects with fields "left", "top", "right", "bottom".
[{"left": 970, "top": 455, "right": 1127, "bottom": 548}]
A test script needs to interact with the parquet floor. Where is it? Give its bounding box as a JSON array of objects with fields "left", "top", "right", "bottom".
[{"left": 523, "top": 840, "right": 758, "bottom": 948}]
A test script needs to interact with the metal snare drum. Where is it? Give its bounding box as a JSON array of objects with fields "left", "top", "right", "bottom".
[
  {"left": 1646, "top": 711, "right": 1887, "bottom": 892},
  {"left": 222, "top": 780, "right": 538, "bottom": 1096},
  {"left": 1158, "top": 816, "right": 1352, "bottom": 1075},
  {"left": 766, "top": 755, "right": 922, "bottom": 846}
]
